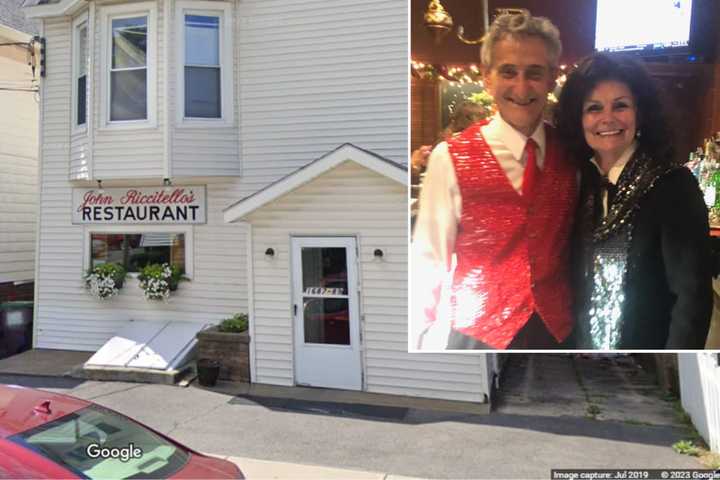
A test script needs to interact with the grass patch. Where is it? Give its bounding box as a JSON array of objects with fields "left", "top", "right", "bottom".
[
  {"left": 699, "top": 451, "right": 720, "bottom": 469},
  {"left": 666, "top": 393, "right": 718, "bottom": 468},
  {"left": 673, "top": 440, "right": 701, "bottom": 456},
  {"left": 586, "top": 404, "right": 602, "bottom": 419}
]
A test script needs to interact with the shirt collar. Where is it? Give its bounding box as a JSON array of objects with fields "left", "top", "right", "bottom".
[
  {"left": 486, "top": 112, "right": 546, "bottom": 163},
  {"left": 589, "top": 141, "right": 638, "bottom": 184}
]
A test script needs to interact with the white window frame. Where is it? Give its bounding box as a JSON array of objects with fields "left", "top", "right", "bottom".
[
  {"left": 100, "top": 2, "right": 157, "bottom": 130},
  {"left": 83, "top": 224, "right": 194, "bottom": 279},
  {"left": 175, "top": 0, "right": 233, "bottom": 127},
  {"left": 71, "top": 12, "right": 89, "bottom": 134}
]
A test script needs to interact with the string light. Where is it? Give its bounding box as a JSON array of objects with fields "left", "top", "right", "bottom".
[{"left": 411, "top": 59, "right": 569, "bottom": 90}]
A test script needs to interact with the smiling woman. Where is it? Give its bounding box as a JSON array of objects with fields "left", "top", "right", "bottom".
[{"left": 556, "top": 53, "right": 713, "bottom": 349}]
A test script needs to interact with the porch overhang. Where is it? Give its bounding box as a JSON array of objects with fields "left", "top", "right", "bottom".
[{"left": 223, "top": 143, "right": 407, "bottom": 223}]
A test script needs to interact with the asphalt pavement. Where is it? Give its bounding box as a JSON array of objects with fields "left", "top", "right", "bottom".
[{"left": 0, "top": 355, "right": 705, "bottom": 479}]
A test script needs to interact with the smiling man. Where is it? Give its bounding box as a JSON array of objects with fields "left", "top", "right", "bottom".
[{"left": 412, "top": 12, "right": 578, "bottom": 350}]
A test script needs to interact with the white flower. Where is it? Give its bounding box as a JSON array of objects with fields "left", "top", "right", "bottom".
[
  {"left": 139, "top": 263, "right": 175, "bottom": 302},
  {"left": 84, "top": 271, "right": 120, "bottom": 299}
]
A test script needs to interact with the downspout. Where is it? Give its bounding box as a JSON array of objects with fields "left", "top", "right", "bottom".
[
  {"left": 245, "top": 221, "right": 256, "bottom": 383},
  {"left": 31, "top": 21, "right": 44, "bottom": 348},
  {"left": 162, "top": 0, "right": 171, "bottom": 179}
]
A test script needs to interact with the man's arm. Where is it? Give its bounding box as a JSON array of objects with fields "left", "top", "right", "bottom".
[{"left": 410, "top": 142, "right": 460, "bottom": 349}]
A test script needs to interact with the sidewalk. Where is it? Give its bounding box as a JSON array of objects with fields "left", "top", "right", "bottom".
[
  {"left": 216, "top": 456, "right": 423, "bottom": 480},
  {"left": 0, "top": 352, "right": 706, "bottom": 479}
]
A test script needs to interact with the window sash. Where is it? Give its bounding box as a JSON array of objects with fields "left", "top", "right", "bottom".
[
  {"left": 109, "top": 14, "right": 148, "bottom": 122},
  {"left": 74, "top": 21, "right": 88, "bottom": 127},
  {"left": 183, "top": 12, "right": 221, "bottom": 119}
]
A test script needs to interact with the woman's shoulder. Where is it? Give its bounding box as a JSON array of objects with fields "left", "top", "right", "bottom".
[{"left": 650, "top": 165, "right": 702, "bottom": 199}]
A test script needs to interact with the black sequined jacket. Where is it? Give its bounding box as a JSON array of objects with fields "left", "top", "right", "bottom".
[{"left": 571, "top": 151, "right": 713, "bottom": 349}]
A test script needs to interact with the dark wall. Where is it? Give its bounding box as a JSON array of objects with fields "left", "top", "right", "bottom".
[
  {"left": 411, "top": 0, "right": 720, "bottom": 156},
  {"left": 412, "top": 0, "right": 716, "bottom": 65},
  {"left": 412, "top": 0, "right": 596, "bottom": 65}
]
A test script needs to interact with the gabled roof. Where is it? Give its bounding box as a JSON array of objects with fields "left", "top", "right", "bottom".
[
  {"left": 1, "top": 0, "right": 39, "bottom": 35},
  {"left": 224, "top": 143, "right": 407, "bottom": 223},
  {"left": 22, "top": 0, "right": 82, "bottom": 19}
]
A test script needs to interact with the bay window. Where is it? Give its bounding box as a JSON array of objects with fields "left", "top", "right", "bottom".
[
  {"left": 185, "top": 15, "right": 220, "bottom": 118},
  {"left": 110, "top": 16, "right": 147, "bottom": 121},
  {"left": 72, "top": 15, "right": 89, "bottom": 130},
  {"left": 101, "top": 3, "right": 156, "bottom": 128},
  {"left": 176, "top": 1, "right": 233, "bottom": 125}
]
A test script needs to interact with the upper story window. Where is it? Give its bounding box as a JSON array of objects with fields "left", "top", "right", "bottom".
[
  {"left": 185, "top": 15, "right": 220, "bottom": 118},
  {"left": 72, "top": 14, "right": 89, "bottom": 130},
  {"left": 110, "top": 16, "right": 148, "bottom": 121},
  {"left": 101, "top": 2, "right": 157, "bottom": 129},
  {"left": 176, "top": 1, "right": 233, "bottom": 126}
]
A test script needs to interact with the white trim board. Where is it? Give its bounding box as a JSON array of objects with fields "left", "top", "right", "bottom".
[{"left": 223, "top": 144, "right": 407, "bottom": 223}]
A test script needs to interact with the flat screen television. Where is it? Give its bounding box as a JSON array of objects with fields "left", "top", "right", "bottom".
[{"left": 594, "top": 0, "right": 693, "bottom": 55}]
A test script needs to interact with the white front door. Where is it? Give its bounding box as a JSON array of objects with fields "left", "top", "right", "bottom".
[{"left": 291, "top": 237, "right": 362, "bottom": 390}]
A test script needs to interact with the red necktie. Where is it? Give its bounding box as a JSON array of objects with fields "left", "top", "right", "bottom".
[{"left": 522, "top": 138, "right": 539, "bottom": 197}]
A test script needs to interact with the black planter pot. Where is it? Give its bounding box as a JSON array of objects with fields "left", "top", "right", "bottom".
[{"left": 196, "top": 359, "right": 221, "bottom": 387}]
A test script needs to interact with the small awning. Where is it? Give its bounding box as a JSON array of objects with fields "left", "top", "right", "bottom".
[{"left": 223, "top": 143, "right": 407, "bottom": 223}]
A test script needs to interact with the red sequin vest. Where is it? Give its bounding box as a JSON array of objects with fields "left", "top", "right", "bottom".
[{"left": 448, "top": 121, "right": 577, "bottom": 348}]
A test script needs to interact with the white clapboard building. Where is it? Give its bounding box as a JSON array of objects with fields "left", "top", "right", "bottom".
[
  {"left": 679, "top": 353, "right": 720, "bottom": 452},
  {"left": 23, "top": 0, "right": 497, "bottom": 404},
  {"left": 0, "top": 13, "right": 39, "bottom": 300}
]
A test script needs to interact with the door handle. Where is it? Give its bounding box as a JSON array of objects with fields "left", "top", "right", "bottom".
[{"left": 293, "top": 304, "right": 297, "bottom": 316}]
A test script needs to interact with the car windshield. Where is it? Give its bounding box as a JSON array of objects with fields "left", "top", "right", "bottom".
[{"left": 9, "top": 405, "right": 189, "bottom": 479}]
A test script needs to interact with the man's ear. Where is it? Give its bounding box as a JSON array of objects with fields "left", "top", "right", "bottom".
[{"left": 482, "top": 68, "right": 494, "bottom": 94}]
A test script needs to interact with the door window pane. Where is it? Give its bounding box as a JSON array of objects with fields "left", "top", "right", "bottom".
[
  {"left": 110, "top": 69, "right": 147, "bottom": 121},
  {"left": 112, "top": 17, "right": 147, "bottom": 69},
  {"left": 184, "top": 67, "right": 220, "bottom": 118},
  {"left": 185, "top": 15, "right": 219, "bottom": 66},
  {"left": 301, "top": 247, "right": 350, "bottom": 345},
  {"left": 303, "top": 298, "right": 350, "bottom": 345},
  {"left": 301, "top": 248, "right": 348, "bottom": 295}
]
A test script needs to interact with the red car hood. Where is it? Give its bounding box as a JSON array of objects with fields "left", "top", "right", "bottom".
[
  {"left": 173, "top": 453, "right": 243, "bottom": 479},
  {"left": 0, "top": 384, "right": 89, "bottom": 437}
]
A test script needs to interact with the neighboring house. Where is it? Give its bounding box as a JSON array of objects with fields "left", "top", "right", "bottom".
[
  {"left": 0, "top": 2, "right": 39, "bottom": 302},
  {"left": 678, "top": 353, "right": 720, "bottom": 452},
  {"left": 23, "top": 0, "right": 497, "bottom": 405}
]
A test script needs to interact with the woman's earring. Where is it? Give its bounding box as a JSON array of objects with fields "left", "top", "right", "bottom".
[{"left": 635, "top": 129, "right": 642, "bottom": 138}]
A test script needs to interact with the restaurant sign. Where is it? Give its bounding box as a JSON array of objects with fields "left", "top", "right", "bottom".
[{"left": 72, "top": 186, "right": 206, "bottom": 224}]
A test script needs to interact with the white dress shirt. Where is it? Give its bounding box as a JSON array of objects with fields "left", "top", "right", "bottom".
[
  {"left": 589, "top": 141, "right": 637, "bottom": 217},
  {"left": 410, "top": 113, "right": 547, "bottom": 349}
]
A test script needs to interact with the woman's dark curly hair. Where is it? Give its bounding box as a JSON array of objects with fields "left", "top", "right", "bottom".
[{"left": 554, "top": 53, "right": 676, "bottom": 166}]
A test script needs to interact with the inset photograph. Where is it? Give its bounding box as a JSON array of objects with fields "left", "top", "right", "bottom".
[{"left": 410, "top": 0, "right": 720, "bottom": 351}]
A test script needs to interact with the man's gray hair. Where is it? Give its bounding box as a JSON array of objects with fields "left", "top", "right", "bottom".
[{"left": 480, "top": 12, "right": 562, "bottom": 69}]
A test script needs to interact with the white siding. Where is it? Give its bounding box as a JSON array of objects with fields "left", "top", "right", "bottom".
[
  {"left": 236, "top": 0, "right": 407, "bottom": 197},
  {"left": 679, "top": 353, "right": 720, "bottom": 452},
  {"left": 70, "top": 133, "right": 90, "bottom": 180},
  {"left": 91, "top": 0, "right": 164, "bottom": 179},
  {"left": 37, "top": 17, "right": 248, "bottom": 348},
  {"left": 247, "top": 162, "right": 489, "bottom": 403},
  {"left": 170, "top": 1, "right": 240, "bottom": 177},
  {"left": 0, "top": 50, "right": 38, "bottom": 283},
  {"left": 35, "top": 181, "right": 248, "bottom": 349},
  {"left": 35, "top": 0, "right": 418, "bottom": 399}
]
